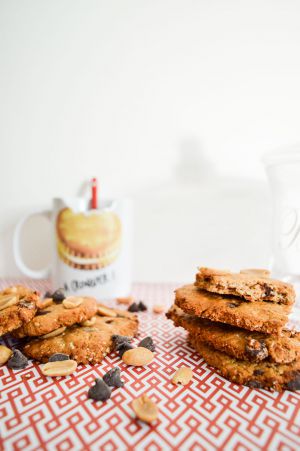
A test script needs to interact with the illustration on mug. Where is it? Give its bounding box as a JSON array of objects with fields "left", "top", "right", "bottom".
[{"left": 56, "top": 207, "right": 122, "bottom": 270}]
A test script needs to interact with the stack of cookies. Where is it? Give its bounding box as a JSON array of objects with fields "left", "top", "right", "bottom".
[
  {"left": 0, "top": 286, "right": 138, "bottom": 366},
  {"left": 167, "top": 268, "right": 300, "bottom": 391}
]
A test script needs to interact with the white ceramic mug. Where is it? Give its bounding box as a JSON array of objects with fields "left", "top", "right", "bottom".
[{"left": 13, "top": 197, "right": 133, "bottom": 299}]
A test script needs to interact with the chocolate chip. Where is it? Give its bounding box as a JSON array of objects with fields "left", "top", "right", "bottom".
[
  {"left": 254, "top": 369, "right": 264, "bottom": 376},
  {"left": 128, "top": 302, "right": 139, "bottom": 312},
  {"left": 245, "top": 339, "right": 268, "bottom": 360},
  {"left": 118, "top": 343, "right": 134, "bottom": 357},
  {"left": 49, "top": 353, "right": 70, "bottom": 362},
  {"left": 88, "top": 378, "right": 111, "bottom": 401},
  {"left": 247, "top": 380, "right": 263, "bottom": 389},
  {"left": 44, "top": 291, "right": 53, "bottom": 299},
  {"left": 103, "top": 367, "right": 124, "bottom": 388},
  {"left": 52, "top": 289, "right": 65, "bottom": 303},
  {"left": 36, "top": 310, "right": 51, "bottom": 316},
  {"left": 138, "top": 336, "right": 155, "bottom": 352},
  {"left": 7, "top": 349, "right": 28, "bottom": 369},
  {"left": 138, "top": 301, "right": 147, "bottom": 311},
  {"left": 112, "top": 335, "right": 132, "bottom": 349},
  {"left": 286, "top": 372, "right": 300, "bottom": 391}
]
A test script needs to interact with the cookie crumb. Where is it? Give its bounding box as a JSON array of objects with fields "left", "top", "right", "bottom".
[
  {"left": 153, "top": 304, "right": 164, "bottom": 314},
  {"left": 116, "top": 297, "right": 133, "bottom": 305}
]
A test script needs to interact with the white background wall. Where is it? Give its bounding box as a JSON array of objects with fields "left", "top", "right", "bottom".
[{"left": 1, "top": 0, "right": 300, "bottom": 282}]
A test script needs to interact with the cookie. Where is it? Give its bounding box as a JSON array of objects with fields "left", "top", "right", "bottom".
[
  {"left": 23, "top": 306, "right": 138, "bottom": 364},
  {"left": 167, "top": 305, "right": 300, "bottom": 364},
  {"left": 13, "top": 296, "right": 98, "bottom": 338},
  {"left": 189, "top": 334, "right": 300, "bottom": 391},
  {"left": 175, "top": 285, "right": 291, "bottom": 335},
  {"left": 0, "top": 286, "right": 39, "bottom": 336},
  {"left": 56, "top": 207, "right": 122, "bottom": 270},
  {"left": 195, "top": 267, "right": 295, "bottom": 305}
]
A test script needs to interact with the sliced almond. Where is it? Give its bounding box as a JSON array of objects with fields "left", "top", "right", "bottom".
[
  {"left": 41, "top": 359, "right": 77, "bottom": 377},
  {"left": 240, "top": 269, "right": 271, "bottom": 278},
  {"left": 153, "top": 304, "right": 164, "bottom": 314},
  {"left": 97, "top": 305, "right": 117, "bottom": 317},
  {"left": 116, "top": 296, "right": 133, "bottom": 305},
  {"left": 41, "top": 326, "right": 66, "bottom": 339},
  {"left": 63, "top": 297, "right": 83, "bottom": 309},
  {"left": 171, "top": 366, "right": 193, "bottom": 385},
  {"left": 132, "top": 395, "right": 158, "bottom": 423},
  {"left": 122, "top": 347, "right": 154, "bottom": 366},
  {"left": 0, "top": 295, "right": 19, "bottom": 311},
  {"left": 0, "top": 345, "right": 13, "bottom": 366},
  {"left": 81, "top": 316, "right": 96, "bottom": 327}
]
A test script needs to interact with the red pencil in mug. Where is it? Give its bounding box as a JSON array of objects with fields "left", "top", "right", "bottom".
[{"left": 91, "top": 178, "right": 98, "bottom": 209}]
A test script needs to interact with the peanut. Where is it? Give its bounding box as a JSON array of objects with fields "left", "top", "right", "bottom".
[
  {"left": 37, "top": 298, "right": 53, "bottom": 309},
  {"left": 199, "top": 267, "right": 231, "bottom": 276},
  {"left": 42, "top": 359, "right": 77, "bottom": 377},
  {"left": 171, "top": 366, "right": 193, "bottom": 385},
  {"left": 97, "top": 305, "right": 117, "bottom": 317},
  {"left": 81, "top": 316, "right": 96, "bottom": 327},
  {"left": 116, "top": 296, "right": 133, "bottom": 305},
  {"left": 153, "top": 304, "right": 164, "bottom": 314},
  {"left": 0, "top": 345, "right": 13, "bottom": 366},
  {"left": 41, "top": 326, "right": 66, "bottom": 339},
  {"left": 132, "top": 395, "right": 158, "bottom": 423},
  {"left": 240, "top": 269, "right": 270, "bottom": 278},
  {"left": 63, "top": 297, "right": 83, "bottom": 309},
  {"left": 122, "top": 347, "right": 154, "bottom": 366},
  {"left": 0, "top": 295, "right": 18, "bottom": 311}
]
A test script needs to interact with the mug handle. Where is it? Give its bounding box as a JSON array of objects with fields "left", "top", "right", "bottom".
[{"left": 13, "top": 209, "right": 52, "bottom": 279}]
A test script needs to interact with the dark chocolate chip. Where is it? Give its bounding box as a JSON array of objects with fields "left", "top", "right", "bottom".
[
  {"left": 128, "top": 302, "right": 139, "bottom": 312},
  {"left": 44, "top": 291, "right": 53, "bottom": 299},
  {"left": 7, "top": 349, "right": 28, "bottom": 369},
  {"left": 48, "top": 353, "right": 70, "bottom": 362},
  {"left": 118, "top": 343, "right": 134, "bottom": 357},
  {"left": 138, "top": 301, "right": 147, "bottom": 311},
  {"left": 253, "top": 369, "right": 264, "bottom": 376},
  {"left": 88, "top": 378, "right": 111, "bottom": 401},
  {"left": 138, "top": 336, "right": 155, "bottom": 352},
  {"left": 36, "top": 310, "right": 51, "bottom": 316},
  {"left": 112, "top": 335, "right": 132, "bottom": 349},
  {"left": 103, "top": 367, "right": 124, "bottom": 388},
  {"left": 247, "top": 380, "right": 263, "bottom": 389},
  {"left": 52, "top": 289, "right": 65, "bottom": 303},
  {"left": 286, "top": 372, "right": 300, "bottom": 391},
  {"left": 245, "top": 339, "right": 268, "bottom": 360}
]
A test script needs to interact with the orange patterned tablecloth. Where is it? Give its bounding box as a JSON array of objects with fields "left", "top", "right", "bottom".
[{"left": 0, "top": 280, "right": 300, "bottom": 450}]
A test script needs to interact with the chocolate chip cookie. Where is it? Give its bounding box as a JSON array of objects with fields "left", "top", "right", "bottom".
[
  {"left": 0, "top": 286, "right": 39, "bottom": 336},
  {"left": 13, "top": 296, "right": 98, "bottom": 338},
  {"left": 189, "top": 334, "right": 300, "bottom": 391},
  {"left": 195, "top": 267, "right": 295, "bottom": 305},
  {"left": 23, "top": 305, "right": 138, "bottom": 364},
  {"left": 167, "top": 305, "right": 300, "bottom": 364},
  {"left": 175, "top": 285, "right": 291, "bottom": 335}
]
